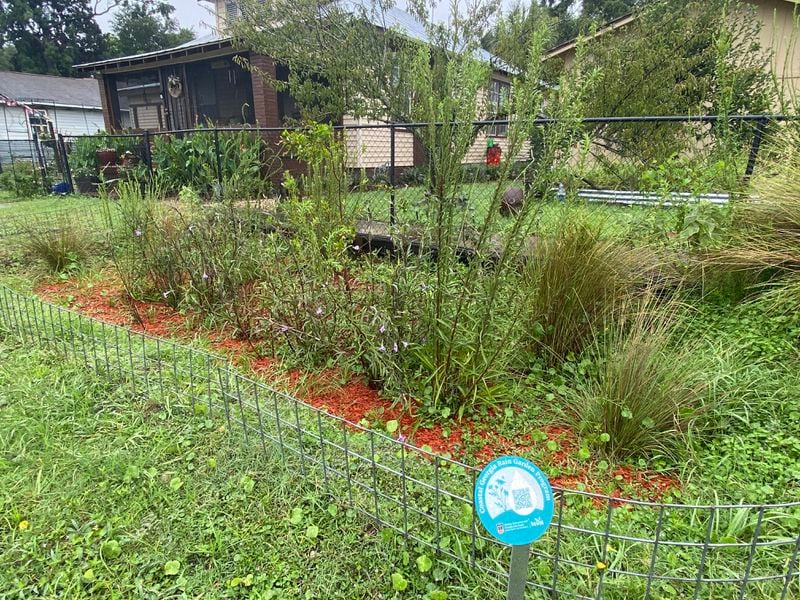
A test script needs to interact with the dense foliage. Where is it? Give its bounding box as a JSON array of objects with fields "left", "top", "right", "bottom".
[{"left": 0, "top": 0, "right": 108, "bottom": 76}]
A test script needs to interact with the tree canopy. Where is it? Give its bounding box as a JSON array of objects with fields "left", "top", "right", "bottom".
[
  {"left": 108, "top": 0, "right": 194, "bottom": 57},
  {"left": 0, "top": 0, "right": 109, "bottom": 76},
  {"left": 231, "top": 0, "right": 503, "bottom": 123}
]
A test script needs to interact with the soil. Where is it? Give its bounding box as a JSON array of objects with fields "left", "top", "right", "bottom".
[{"left": 33, "top": 276, "right": 680, "bottom": 501}]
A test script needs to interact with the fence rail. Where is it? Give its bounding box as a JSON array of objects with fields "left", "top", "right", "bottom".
[
  {"left": 0, "top": 282, "right": 798, "bottom": 599},
  {"left": 2, "top": 114, "right": 797, "bottom": 223}
]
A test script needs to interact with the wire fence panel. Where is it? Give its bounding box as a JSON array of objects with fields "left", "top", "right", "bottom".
[
  {"left": 0, "top": 203, "right": 109, "bottom": 239},
  {"left": 0, "top": 283, "right": 798, "bottom": 599}
]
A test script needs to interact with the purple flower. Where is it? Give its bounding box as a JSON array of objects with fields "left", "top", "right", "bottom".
[
  {"left": 378, "top": 343, "right": 386, "bottom": 352},
  {"left": 202, "top": 272, "right": 209, "bottom": 280},
  {"left": 279, "top": 325, "right": 289, "bottom": 334},
  {"left": 134, "top": 228, "right": 142, "bottom": 237},
  {"left": 379, "top": 325, "right": 386, "bottom": 334},
  {"left": 397, "top": 433, "right": 407, "bottom": 444},
  {"left": 392, "top": 342, "right": 398, "bottom": 353},
  {"left": 420, "top": 284, "right": 428, "bottom": 291},
  {"left": 315, "top": 307, "right": 323, "bottom": 316}
]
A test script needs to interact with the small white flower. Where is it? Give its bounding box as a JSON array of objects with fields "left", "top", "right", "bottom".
[
  {"left": 401, "top": 341, "right": 409, "bottom": 349},
  {"left": 392, "top": 342, "right": 398, "bottom": 353},
  {"left": 315, "top": 307, "right": 323, "bottom": 316},
  {"left": 202, "top": 272, "right": 209, "bottom": 280},
  {"left": 353, "top": 244, "right": 360, "bottom": 251},
  {"left": 379, "top": 325, "right": 386, "bottom": 334},
  {"left": 134, "top": 228, "right": 142, "bottom": 237},
  {"left": 378, "top": 344, "right": 386, "bottom": 352}
]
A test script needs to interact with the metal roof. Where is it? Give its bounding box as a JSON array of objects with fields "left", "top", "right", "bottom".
[
  {"left": 0, "top": 70, "right": 102, "bottom": 109},
  {"left": 74, "top": 5, "right": 511, "bottom": 74},
  {"left": 74, "top": 33, "right": 230, "bottom": 72}
]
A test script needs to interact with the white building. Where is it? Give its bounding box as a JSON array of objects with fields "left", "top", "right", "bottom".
[{"left": 0, "top": 71, "right": 106, "bottom": 140}]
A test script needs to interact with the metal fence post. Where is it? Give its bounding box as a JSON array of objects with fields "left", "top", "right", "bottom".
[
  {"left": 58, "top": 133, "right": 74, "bottom": 194},
  {"left": 745, "top": 116, "right": 768, "bottom": 178},
  {"left": 213, "top": 128, "right": 223, "bottom": 187},
  {"left": 389, "top": 122, "right": 396, "bottom": 226},
  {"left": 143, "top": 130, "right": 153, "bottom": 179}
]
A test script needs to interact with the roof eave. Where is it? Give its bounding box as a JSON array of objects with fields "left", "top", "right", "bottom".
[{"left": 73, "top": 37, "right": 235, "bottom": 73}]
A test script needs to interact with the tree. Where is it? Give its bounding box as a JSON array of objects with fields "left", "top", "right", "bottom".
[
  {"left": 570, "top": 0, "right": 774, "bottom": 177},
  {"left": 109, "top": 1, "right": 194, "bottom": 57},
  {"left": 0, "top": 0, "right": 109, "bottom": 76},
  {"left": 582, "top": 0, "right": 639, "bottom": 22},
  {"left": 231, "top": 0, "right": 503, "bottom": 123}
]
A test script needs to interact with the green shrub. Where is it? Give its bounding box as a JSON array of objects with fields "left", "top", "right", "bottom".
[
  {"left": 151, "top": 126, "right": 270, "bottom": 199},
  {"left": 70, "top": 137, "right": 99, "bottom": 178},
  {"left": 24, "top": 218, "right": 93, "bottom": 273},
  {"left": 0, "top": 161, "right": 41, "bottom": 199}
]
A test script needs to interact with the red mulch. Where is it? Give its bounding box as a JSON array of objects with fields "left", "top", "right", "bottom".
[{"left": 33, "top": 276, "right": 679, "bottom": 501}]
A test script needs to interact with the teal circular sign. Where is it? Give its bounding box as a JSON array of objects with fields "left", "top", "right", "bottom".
[{"left": 474, "top": 456, "right": 555, "bottom": 546}]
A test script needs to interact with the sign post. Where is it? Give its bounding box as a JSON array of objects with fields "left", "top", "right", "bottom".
[{"left": 474, "top": 456, "right": 555, "bottom": 600}]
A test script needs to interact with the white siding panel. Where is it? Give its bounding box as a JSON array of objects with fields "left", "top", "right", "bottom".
[{"left": 47, "top": 108, "right": 105, "bottom": 136}]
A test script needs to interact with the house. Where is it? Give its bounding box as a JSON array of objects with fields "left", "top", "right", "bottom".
[
  {"left": 0, "top": 71, "right": 106, "bottom": 139},
  {"left": 544, "top": 0, "right": 800, "bottom": 95},
  {"left": 0, "top": 70, "right": 107, "bottom": 166},
  {"left": 73, "top": 1, "right": 520, "bottom": 170}
]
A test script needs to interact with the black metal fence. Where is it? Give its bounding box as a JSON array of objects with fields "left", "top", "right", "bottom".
[
  {"left": 0, "top": 280, "right": 798, "bottom": 599},
  {"left": 3, "top": 114, "right": 795, "bottom": 218}
]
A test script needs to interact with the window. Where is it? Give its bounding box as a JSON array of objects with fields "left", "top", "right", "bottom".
[
  {"left": 114, "top": 70, "right": 161, "bottom": 130},
  {"left": 487, "top": 78, "right": 511, "bottom": 137},
  {"left": 225, "top": 1, "right": 239, "bottom": 21},
  {"left": 28, "top": 112, "right": 52, "bottom": 139}
]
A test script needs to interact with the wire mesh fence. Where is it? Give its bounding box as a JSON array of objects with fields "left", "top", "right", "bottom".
[
  {"left": 0, "top": 282, "right": 798, "bottom": 599},
  {"left": 45, "top": 114, "right": 793, "bottom": 219}
]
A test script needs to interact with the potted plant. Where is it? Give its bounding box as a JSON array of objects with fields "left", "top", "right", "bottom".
[
  {"left": 71, "top": 137, "right": 100, "bottom": 195},
  {"left": 96, "top": 146, "right": 118, "bottom": 169},
  {"left": 120, "top": 150, "right": 139, "bottom": 168}
]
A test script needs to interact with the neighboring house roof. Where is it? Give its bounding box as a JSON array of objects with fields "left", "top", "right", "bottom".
[
  {"left": 364, "top": 3, "right": 511, "bottom": 72},
  {"left": 75, "top": 4, "right": 511, "bottom": 74},
  {"left": 544, "top": 12, "right": 635, "bottom": 60},
  {"left": 0, "top": 70, "right": 102, "bottom": 109}
]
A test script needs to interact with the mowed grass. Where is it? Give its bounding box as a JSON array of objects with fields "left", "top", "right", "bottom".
[
  {"left": 349, "top": 183, "right": 663, "bottom": 239},
  {"left": 0, "top": 193, "right": 98, "bottom": 216},
  {"left": 0, "top": 340, "right": 498, "bottom": 599}
]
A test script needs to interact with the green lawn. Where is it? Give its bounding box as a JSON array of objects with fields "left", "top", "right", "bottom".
[
  {"left": 0, "top": 193, "right": 98, "bottom": 216},
  {"left": 0, "top": 340, "right": 496, "bottom": 598},
  {"left": 349, "top": 183, "right": 664, "bottom": 239}
]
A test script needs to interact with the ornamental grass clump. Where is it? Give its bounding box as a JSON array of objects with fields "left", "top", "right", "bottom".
[
  {"left": 24, "top": 218, "right": 94, "bottom": 274},
  {"left": 567, "top": 296, "right": 715, "bottom": 461},
  {"left": 521, "top": 218, "right": 660, "bottom": 362},
  {"left": 710, "top": 127, "right": 800, "bottom": 308}
]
